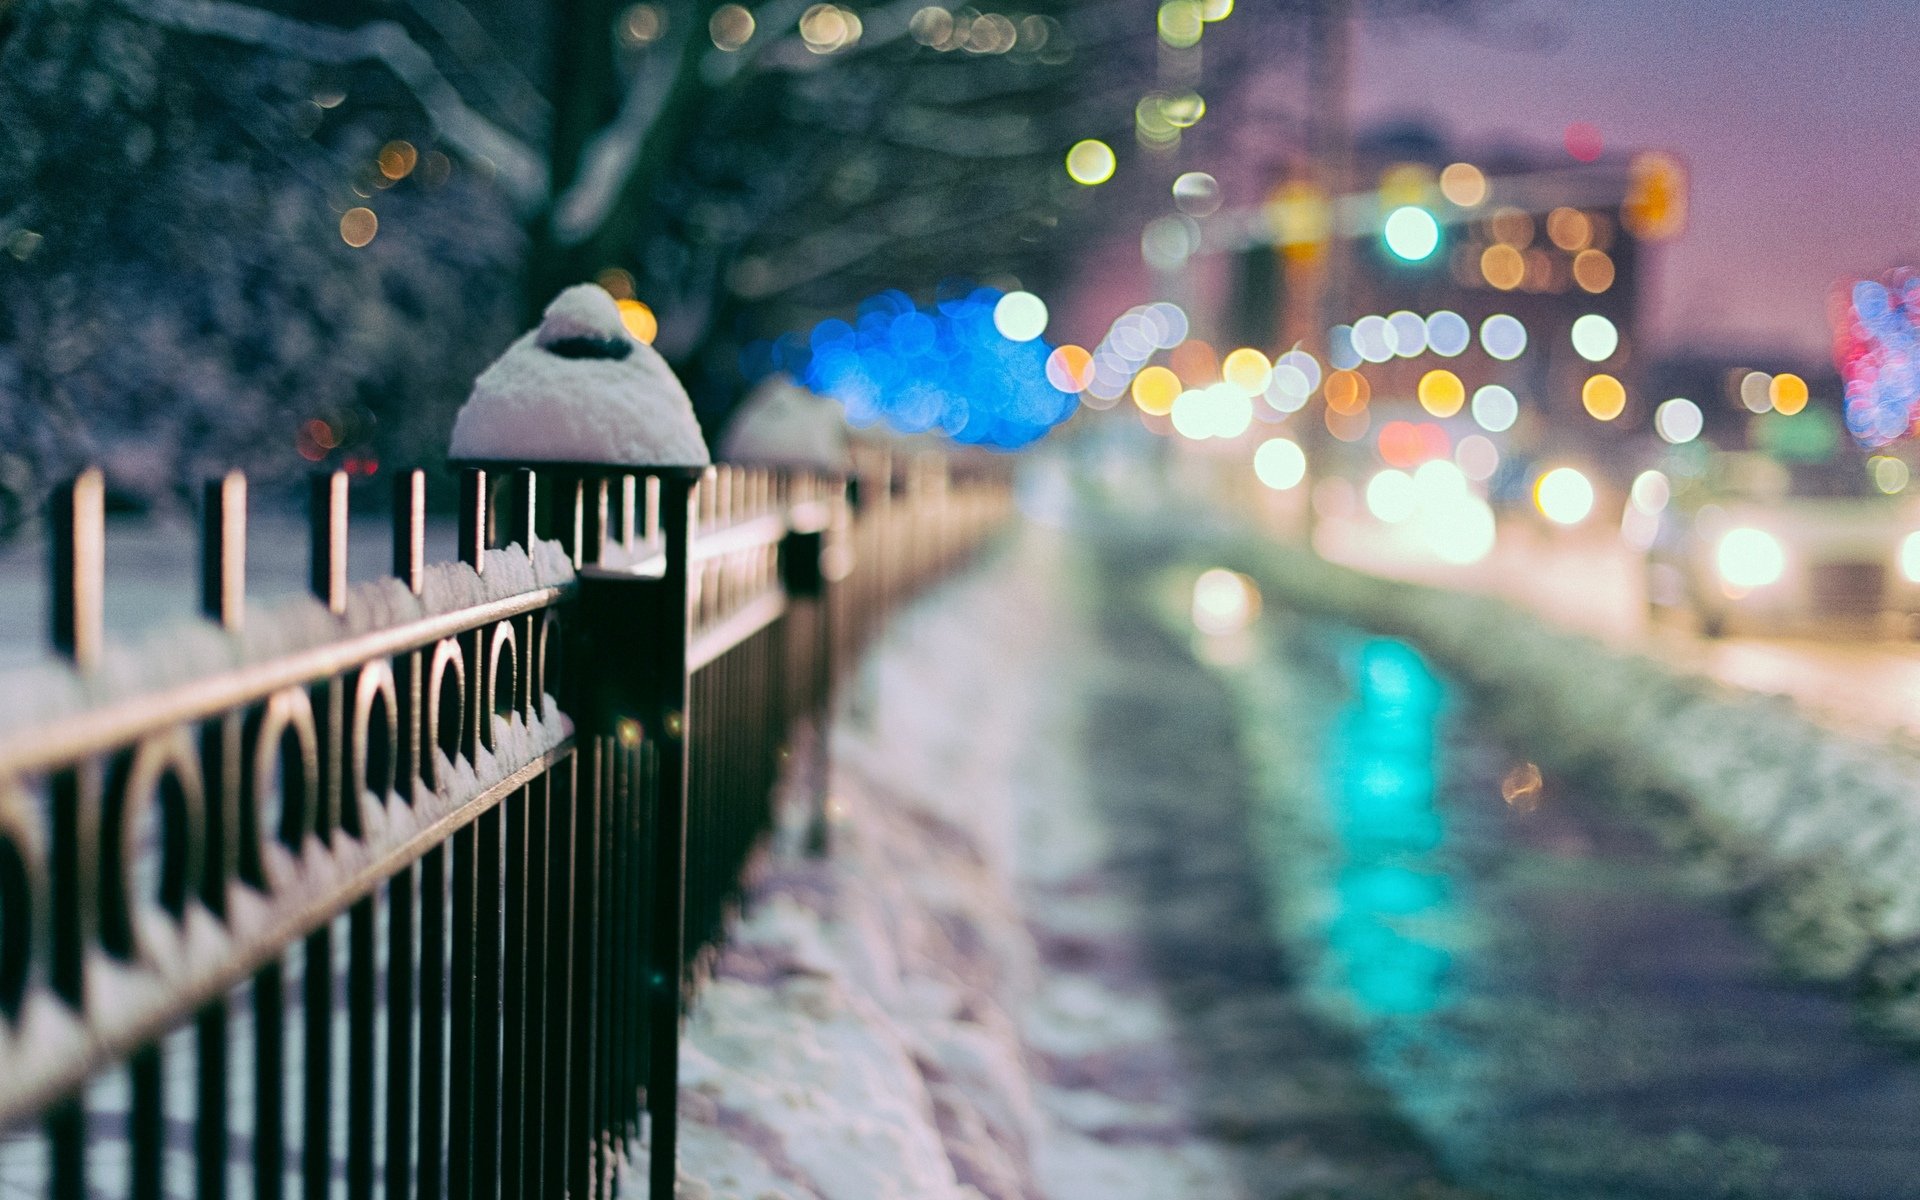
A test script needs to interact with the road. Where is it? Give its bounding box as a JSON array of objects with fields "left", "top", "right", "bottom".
[{"left": 1314, "top": 510, "right": 1920, "bottom": 742}]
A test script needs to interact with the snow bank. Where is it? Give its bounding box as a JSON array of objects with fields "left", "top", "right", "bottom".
[
  {"left": 1239, "top": 543, "right": 1920, "bottom": 1039},
  {"left": 449, "top": 284, "right": 709, "bottom": 468}
]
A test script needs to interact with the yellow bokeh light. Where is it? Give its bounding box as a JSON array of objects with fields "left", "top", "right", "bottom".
[
  {"left": 1546, "top": 207, "right": 1592, "bottom": 251},
  {"left": 799, "top": 3, "right": 860, "bottom": 52},
  {"left": 1438, "top": 162, "right": 1486, "bottom": 207},
  {"left": 1161, "top": 92, "right": 1206, "bottom": 128},
  {"left": 1378, "top": 163, "right": 1433, "bottom": 208},
  {"left": 1201, "top": 0, "right": 1233, "bottom": 18},
  {"left": 340, "top": 207, "right": 378, "bottom": 247},
  {"left": 1132, "top": 365, "right": 1182, "bottom": 415},
  {"left": 1770, "top": 372, "right": 1809, "bottom": 415},
  {"left": 617, "top": 298, "right": 658, "bottom": 343},
  {"left": 1324, "top": 369, "right": 1370, "bottom": 414},
  {"left": 1222, "top": 347, "right": 1273, "bottom": 394},
  {"left": 1480, "top": 244, "right": 1525, "bottom": 290},
  {"left": 377, "top": 140, "right": 418, "bottom": 181},
  {"left": 1157, "top": 0, "right": 1203, "bottom": 46},
  {"left": 1066, "top": 139, "right": 1116, "bottom": 185},
  {"left": 1417, "top": 369, "right": 1466, "bottom": 417},
  {"left": 1582, "top": 373, "right": 1627, "bottom": 421},
  {"left": 710, "top": 3, "right": 755, "bottom": 49},
  {"left": 1572, "top": 248, "right": 1615, "bottom": 293}
]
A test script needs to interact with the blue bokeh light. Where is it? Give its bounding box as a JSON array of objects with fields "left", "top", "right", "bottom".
[{"left": 747, "top": 283, "right": 1078, "bottom": 450}]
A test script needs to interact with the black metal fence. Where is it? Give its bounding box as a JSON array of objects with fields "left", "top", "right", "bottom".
[{"left": 0, "top": 451, "right": 1011, "bottom": 1199}]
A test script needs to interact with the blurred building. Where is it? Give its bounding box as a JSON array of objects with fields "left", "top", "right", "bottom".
[{"left": 1212, "top": 120, "right": 1686, "bottom": 482}]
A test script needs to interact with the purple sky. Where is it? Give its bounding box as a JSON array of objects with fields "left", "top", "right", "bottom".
[{"left": 1353, "top": 0, "right": 1920, "bottom": 362}]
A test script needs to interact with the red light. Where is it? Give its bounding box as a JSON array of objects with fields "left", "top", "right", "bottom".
[
  {"left": 1378, "top": 420, "right": 1423, "bottom": 467},
  {"left": 1563, "top": 122, "right": 1603, "bottom": 163}
]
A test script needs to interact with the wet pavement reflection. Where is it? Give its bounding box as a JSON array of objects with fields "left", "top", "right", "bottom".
[{"left": 1253, "top": 618, "right": 1920, "bottom": 1200}]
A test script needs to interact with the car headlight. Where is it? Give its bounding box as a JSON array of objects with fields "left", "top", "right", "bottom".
[
  {"left": 1901, "top": 531, "right": 1920, "bottom": 583},
  {"left": 1717, "top": 527, "right": 1785, "bottom": 589}
]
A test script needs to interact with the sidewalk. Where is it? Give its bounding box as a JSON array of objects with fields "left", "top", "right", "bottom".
[{"left": 644, "top": 501, "right": 1472, "bottom": 1200}]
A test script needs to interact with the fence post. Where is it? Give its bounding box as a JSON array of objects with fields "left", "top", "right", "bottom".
[
  {"left": 448, "top": 283, "right": 711, "bottom": 1198},
  {"left": 780, "top": 491, "right": 833, "bottom": 855}
]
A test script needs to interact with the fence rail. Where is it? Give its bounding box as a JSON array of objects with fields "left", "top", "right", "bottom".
[{"left": 0, "top": 450, "right": 1011, "bottom": 1200}]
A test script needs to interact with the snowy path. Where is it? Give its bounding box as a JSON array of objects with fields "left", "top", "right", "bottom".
[{"left": 651, "top": 514, "right": 1482, "bottom": 1199}]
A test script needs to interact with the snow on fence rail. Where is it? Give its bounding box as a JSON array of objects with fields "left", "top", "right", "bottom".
[{"left": 0, "top": 360, "right": 1011, "bottom": 1199}]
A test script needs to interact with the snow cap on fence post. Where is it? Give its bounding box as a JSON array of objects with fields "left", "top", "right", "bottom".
[
  {"left": 449, "top": 284, "right": 710, "bottom": 468},
  {"left": 717, "top": 373, "right": 851, "bottom": 472}
]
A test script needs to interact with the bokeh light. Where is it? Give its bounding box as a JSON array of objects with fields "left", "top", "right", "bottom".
[
  {"left": 1631, "top": 469, "right": 1671, "bottom": 513},
  {"left": 1490, "top": 207, "right": 1533, "bottom": 247},
  {"left": 992, "top": 291, "right": 1049, "bottom": 342},
  {"left": 1170, "top": 338, "right": 1218, "bottom": 383},
  {"left": 1572, "top": 249, "right": 1615, "bottom": 293},
  {"left": 1570, "top": 313, "right": 1619, "bottom": 362},
  {"left": 1563, "top": 121, "right": 1603, "bottom": 162},
  {"left": 1546, "top": 207, "right": 1592, "bottom": 251},
  {"left": 1378, "top": 420, "right": 1423, "bottom": 468},
  {"left": 340, "top": 207, "right": 378, "bottom": 247},
  {"left": 1045, "top": 344, "right": 1094, "bottom": 393},
  {"left": 1192, "top": 568, "right": 1259, "bottom": 636},
  {"left": 1352, "top": 315, "right": 1394, "bottom": 363},
  {"left": 1480, "top": 244, "right": 1524, "bottom": 290},
  {"left": 1534, "top": 467, "right": 1594, "bottom": 525},
  {"left": 1367, "top": 470, "right": 1418, "bottom": 523},
  {"left": 616, "top": 298, "right": 658, "bottom": 343},
  {"left": 1770, "top": 372, "right": 1809, "bottom": 415},
  {"left": 1254, "top": 437, "right": 1307, "bottom": 490},
  {"left": 1131, "top": 364, "right": 1181, "bottom": 415},
  {"left": 1654, "top": 397, "right": 1703, "bottom": 444},
  {"left": 782, "top": 284, "right": 1076, "bottom": 448},
  {"left": 1837, "top": 276, "right": 1920, "bottom": 446},
  {"left": 1425, "top": 311, "right": 1469, "bottom": 357},
  {"left": 1158, "top": 0, "right": 1204, "bottom": 47},
  {"left": 709, "top": 3, "right": 755, "bottom": 48},
  {"left": 1387, "top": 310, "right": 1427, "bottom": 357},
  {"left": 1456, "top": 434, "right": 1499, "bottom": 481},
  {"left": 1740, "top": 370, "right": 1774, "bottom": 413},
  {"left": 1582, "top": 373, "right": 1626, "bottom": 420},
  {"left": 1480, "top": 314, "right": 1528, "bottom": 361},
  {"left": 1325, "top": 369, "right": 1370, "bottom": 414},
  {"left": 1438, "top": 162, "right": 1486, "bottom": 207},
  {"left": 1173, "top": 171, "right": 1222, "bottom": 216},
  {"left": 1066, "top": 139, "right": 1116, "bottom": 185},
  {"left": 1873, "top": 455, "right": 1910, "bottom": 494},
  {"left": 1417, "top": 369, "right": 1465, "bottom": 417},
  {"left": 1718, "top": 528, "right": 1785, "bottom": 589},
  {"left": 1326, "top": 405, "right": 1371, "bottom": 442},
  {"left": 1471, "top": 384, "right": 1518, "bottom": 432},
  {"left": 1223, "top": 347, "right": 1273, "bottom": 394},
  {"left": 1383, "top": 206, "right": 1441, "bottom": 261}
]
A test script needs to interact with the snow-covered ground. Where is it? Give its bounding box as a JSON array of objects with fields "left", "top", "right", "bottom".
[
  {"left": 630, "top": 525, "right": 1247, "bottom": 1199},
  {"left": 640, "top": 512, "right": 1475, "bottom": 1199}
]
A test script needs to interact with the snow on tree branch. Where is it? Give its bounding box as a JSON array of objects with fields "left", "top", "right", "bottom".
[
  {"left": 113, "top": 0, "right": 548, "bottom": 215},
  {"left": 551, "top": 28, "right": 691, "bottom": 246}
]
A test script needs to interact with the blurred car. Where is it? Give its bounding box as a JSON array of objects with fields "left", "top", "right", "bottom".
[{"left": 1644, "top": 449, "right": 1920, "bottom": 637}]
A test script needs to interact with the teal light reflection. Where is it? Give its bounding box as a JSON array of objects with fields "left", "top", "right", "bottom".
[{"left": 1321, "top": 639, "right": 1455, "bottom": 1017}]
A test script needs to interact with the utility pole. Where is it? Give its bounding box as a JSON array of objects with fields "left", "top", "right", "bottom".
[{"left": 1298, "top": 0, "right": 1353, "bottom": 541}]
